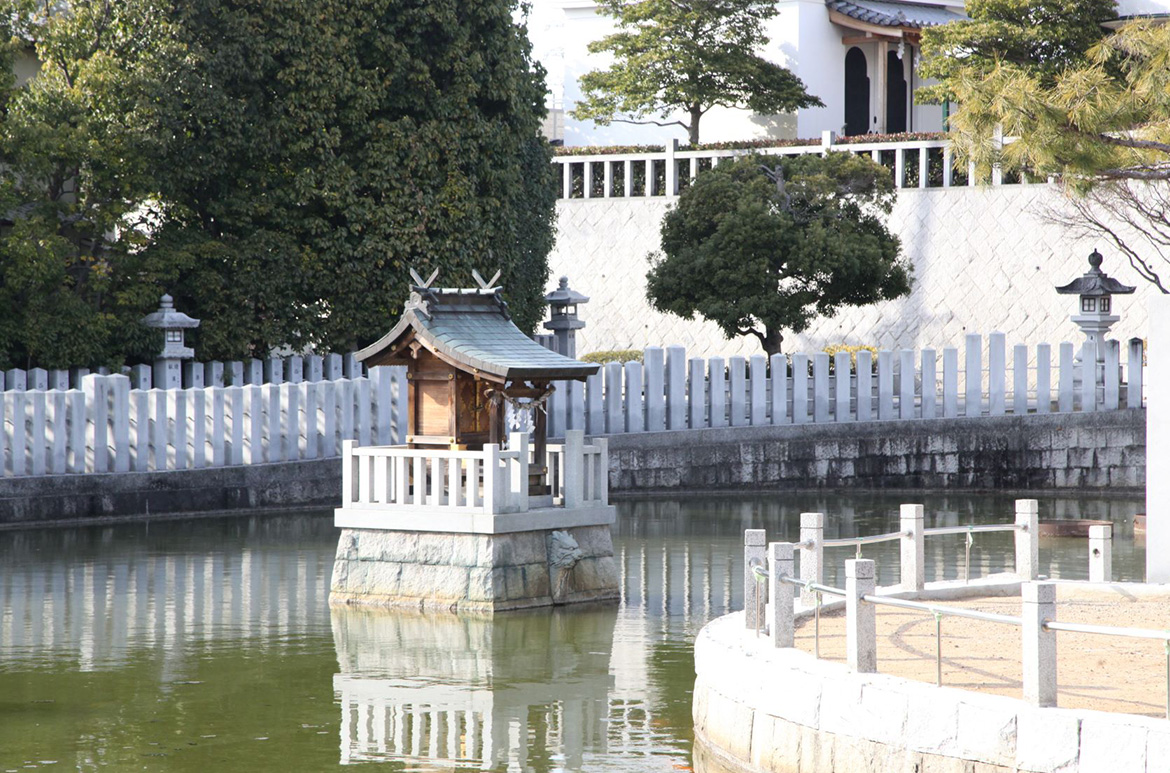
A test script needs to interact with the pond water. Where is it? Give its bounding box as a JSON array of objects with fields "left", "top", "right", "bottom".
[{"left": 0, "top": 493, "right": 1143, "bottom": 772}]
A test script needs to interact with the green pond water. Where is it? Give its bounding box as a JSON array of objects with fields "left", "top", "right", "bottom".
[{"left": 0, "top": 493, "right": 1144, "bottom": 772}]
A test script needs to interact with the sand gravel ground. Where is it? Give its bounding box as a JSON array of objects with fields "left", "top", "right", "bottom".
[{"left": 795, "top": 585, "right": 1170, "bottom": 717}]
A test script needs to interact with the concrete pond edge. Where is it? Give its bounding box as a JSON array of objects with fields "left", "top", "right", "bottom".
[{"left": 693, "top": 577, "right": 1170, "bottom": 773}]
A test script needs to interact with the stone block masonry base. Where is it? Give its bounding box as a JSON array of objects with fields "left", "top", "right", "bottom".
[{"left": 329, "top": 525, "right": 621, "bottom": 612}]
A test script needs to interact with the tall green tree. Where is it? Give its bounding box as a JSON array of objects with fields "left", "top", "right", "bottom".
[
  {"left": 570, "top": 0, "right": 822, "bottom": 145},
  {"left": 918, "top": 0, "right": 1117, "bottom": 103},
  {"left": 0, "top": 0, "right": 556, "bottom": 367},
  {"left": 646, "top": 154, "right": 911, "bottom": 354},
  {"left": 141, "top": 0, "right": 556, "bottom": 358},
  {"left": 0, "top": 0, "right": 169, "bottom": 369}
]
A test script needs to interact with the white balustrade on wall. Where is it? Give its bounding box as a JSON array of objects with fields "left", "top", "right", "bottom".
[{"left": 553, "top": 135, "right": 1037, "bottom": 200}]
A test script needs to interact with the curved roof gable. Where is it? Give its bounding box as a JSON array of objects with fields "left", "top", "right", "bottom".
[{"left": 357, "top": 287, "right": 599, "bottom": 382}]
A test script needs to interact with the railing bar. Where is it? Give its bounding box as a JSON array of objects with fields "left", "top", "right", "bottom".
[
  {"left": 1044, "top": 620, "right": 1170, "bottom": 640},
  {"left": 924, "top": 524, "right": 1022, "bottom": 536},
  {"left": 860, "top": 594, "right": 1023, "bottom": 626},
  {"left": 822, "top": 530, "right": 908, "bottom": 547}
]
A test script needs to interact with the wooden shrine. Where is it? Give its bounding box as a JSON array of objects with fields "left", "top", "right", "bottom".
[{"left": 354, "top": 272, "right": 598, "bottom": 488}]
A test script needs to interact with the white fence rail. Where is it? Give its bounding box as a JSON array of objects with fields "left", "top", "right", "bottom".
[
  {"left": 554, "top": 134, "right": 1036, "bottom": 200},
  {"left": 0, "top": 368, "right": 407, "bottom": 477},
  {"left": 340, "top": 431, "right": 609, "bottom": 516},
  {"left": 545, "top": 333, "right": 1144, "bottom": 438},
  {"left": 0, "top": 351, "right": 366, "bottom": 392}
]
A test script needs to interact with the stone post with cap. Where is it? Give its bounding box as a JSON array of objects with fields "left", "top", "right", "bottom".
[{"left": 140, "top": 294, "right": 201, "bottom": 389}]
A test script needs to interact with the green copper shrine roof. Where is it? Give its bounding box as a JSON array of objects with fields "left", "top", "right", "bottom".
[{"left": 356, "top": 287, "right": 599, "bottom": 382}]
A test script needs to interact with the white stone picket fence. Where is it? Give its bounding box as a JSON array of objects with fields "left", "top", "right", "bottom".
[
  {"left": 0, "top": 367, "right": 407, "bottom": 478},
  {"left": 554, "top": 134, "right": 1038, "bottom": 201},
  {"left": 545, "top": 333, "right": 1145, "bottom": 439},
  {"left": 0, "top": 351, "right": 365, "bottom": 392}
]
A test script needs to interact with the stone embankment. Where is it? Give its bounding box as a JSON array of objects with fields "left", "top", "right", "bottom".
[{"left": 608, "top": 409, "right": 1144, "bottom": 493}]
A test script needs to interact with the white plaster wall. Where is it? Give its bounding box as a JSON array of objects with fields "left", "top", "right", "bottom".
[
  {"left": 528, "top": 0, "right": 948, "bottom": 145},
  {"left": 549, "top": 185, "right": 1156, "bottom": 358}
]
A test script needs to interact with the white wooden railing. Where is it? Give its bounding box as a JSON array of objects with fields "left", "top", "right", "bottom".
[
  {"left": 546, "top": 433, "right": 609, "bottom": 508},
  {"left": 341, "top": 430, "right": 608, "bottom": 516},
  {"left": 553, "top": 133, "right": 1036, "bottom": 199}
]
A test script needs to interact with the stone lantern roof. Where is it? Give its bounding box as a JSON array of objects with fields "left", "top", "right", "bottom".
[
  {"left": 140, "top": 294, "right": 201, "bottom": 329},
  {"left": 1055, "top": 250, "right": 1136, "bottom": 297},
  {"left": 544, "top": 276, "right": 589, "bottom": 308}
]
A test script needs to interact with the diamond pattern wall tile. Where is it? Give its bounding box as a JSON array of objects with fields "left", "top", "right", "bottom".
[{"left": 548, "top": 187, "right": 1154, "bottom": 359}]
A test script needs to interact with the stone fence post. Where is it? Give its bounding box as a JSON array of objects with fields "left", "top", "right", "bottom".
[
  {"left": 744, "top": 529, "right": 766, "bottom": 630},
  {"left": 1089, "top": 524, "right": 1112, "bottom": 583},
  {"left": 1015, "top": 499, "right": 1039, "bottom": 581},
  {"left": 1022, "top": 581, "right": 1057, "bottom": 707},
  {"left": 900, "top": 504, "right": 924, "bottom": 591},
  {"left": 799, "top": 512, "right": 824, "bottom": 608},
  {"left": 769, "top": 542, "right": 795, "bottom": 648},
  {"left": 846, "top": 558, "right": 876, "bottom": 673}
]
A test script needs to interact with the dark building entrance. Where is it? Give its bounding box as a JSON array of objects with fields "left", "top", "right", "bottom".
[
  {"left": 843, "top": 47, "right": 869, "bottom": 136},
  {"left": 886, "top": 50, "right": 907, "bottom": 134}
]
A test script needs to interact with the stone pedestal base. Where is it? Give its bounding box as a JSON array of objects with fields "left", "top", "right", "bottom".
[{"left": 329, "top": 524, "right": 620, "bottom": 612}]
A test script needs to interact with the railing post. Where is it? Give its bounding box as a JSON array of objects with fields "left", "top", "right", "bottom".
[
  {"left": 1015, "top": 499, "right": 1039, "bottom": 581},
  {"left": 769, "top": 542, "right": 795, "bottom": 648},
  {"left": 744, "top": 529, "right": 766, "bottom": 630},
  {"left": 846, "top": 558, "right": 877, "bottom": 673},
  {"left": 1089, "top": 524, "right": 1112, "bottom": 583},
  {"left": 799, "top": 512, "right": 824, "bottom": 608},
  {"left": 900, "top": 504, "right": 925, "bottom": 591},
  {"left": 341, "top": 439, "right": 357, "bottom": 506},
  {"left": 484, "top": 444, "right": 502, "bottom": 513},
  {"left": 1022, "top": 580, "right": 1057, "bottom": 707},
  {"left": 563, "top": 429, "right": 584, "bottom": 509},
  {"left": 666, "top": 139, "right": 679, "bottom": 196},
  {"left": 510, "top": 431, "right": 530, "bottom": 512},
  {"left": 596, "top": 436, "right": 610, "bottom": 506}
]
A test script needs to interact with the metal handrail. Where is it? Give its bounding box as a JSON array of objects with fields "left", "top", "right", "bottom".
[
  {"left": 862, "top": 594, "right": 1022, "bottom": 627},
  {"left": 1044, "top": 620, "right": 1170, "bottom": 641},
  {"left": 823, "top": 530, "right": 907, "bottom": 547},
  {"left": 923, "top": 524, "right": 1023, "bottom": 537}
]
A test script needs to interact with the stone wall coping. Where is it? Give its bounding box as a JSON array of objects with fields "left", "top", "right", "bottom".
[
  {"left": 696, "top": 577, "right": 1170, "bottom": 773},
  {"left": 333, "top": 503, "right": 616, "bottom": 534}
]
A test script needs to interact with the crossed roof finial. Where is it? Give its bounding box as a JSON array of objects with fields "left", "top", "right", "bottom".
[
  {"left": 409, "top": 267, "right": 440, "bottom": 289},
  {"left": 472, "top": 269, "right": 502, "bottom": 291}
]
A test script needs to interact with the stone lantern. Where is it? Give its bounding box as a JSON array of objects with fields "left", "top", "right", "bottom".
[
  {"left": 141, "top": 294, "right": 201, "bottom": 389},
  {"left": 1055, "top": 250, "right": 1135, "bottom": 367},
  {"left": 543, "top": 276, "right": 589, "bottom": 358}
]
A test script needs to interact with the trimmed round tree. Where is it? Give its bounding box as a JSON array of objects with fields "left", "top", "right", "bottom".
[{"left": 646, "top": 154, "right": 912, "bottom": 355}]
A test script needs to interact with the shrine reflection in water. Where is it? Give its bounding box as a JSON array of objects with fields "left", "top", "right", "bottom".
[{"left": 0, "top": 492, "right": 1143, "bottom": 771}]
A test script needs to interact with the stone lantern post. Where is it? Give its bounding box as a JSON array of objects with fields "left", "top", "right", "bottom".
[
  {"left": 140, "top": 294, "right": 201, "bottom": 389},
  {"left": 1055, "top": 250, "right": 1135, "bottom": 368},
  {"left": 543, "top": 276, "right": 589, "bottom": 358}
]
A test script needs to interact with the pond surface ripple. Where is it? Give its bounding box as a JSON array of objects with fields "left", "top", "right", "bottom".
[{"left": 0, "top": 493, "right": 1142, "bottom": 771}]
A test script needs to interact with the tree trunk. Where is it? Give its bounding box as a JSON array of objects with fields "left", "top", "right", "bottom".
[
  {"left": 762, "top": 327, "right": 784, "bottom": 356},
  {"left": 688, "top": 105, "right": 702, "bottom": 145}
]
